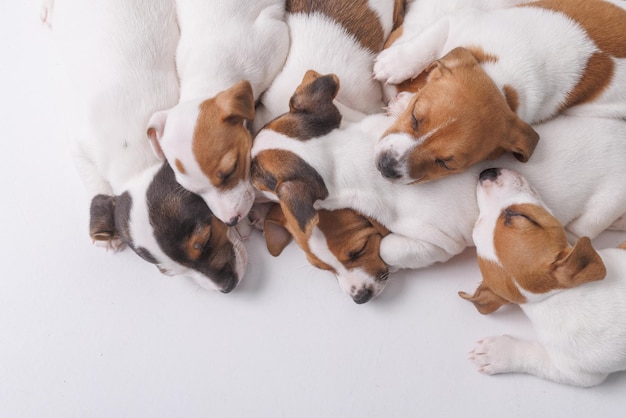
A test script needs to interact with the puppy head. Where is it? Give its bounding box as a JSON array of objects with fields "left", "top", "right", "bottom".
[
  {"left": 251, "top": 70, "right": 343, "bottom": 235},
  {"left": 375, "top": 47, "right": 539, "bottom": 184},
  {"left": 89, "top": 162, "right": 247, "bottom": 293},
  {"left": 459, "top": 168, "right": 606, "bottom": 313},
  {"left": 147, "top": 80, "right": 256, "bottom": 226},
  {"left": 264, "top": 204, "right": 390, "bottom": 304}
]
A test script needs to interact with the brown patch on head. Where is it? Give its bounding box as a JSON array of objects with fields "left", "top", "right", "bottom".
[
  {"left": 252, "top": 149, "right": 328, "bottom": 233},
  {"left": 486, "top": 203, "right": 605, "bottom": 300},
  {"left": 192, "top": 80, "right": 254, "bottom": 191},
  {"left": 265, "top": 70, "right": 342, "bottom": 139},
  {"left": 382, "top": 47, "right": 538, "bottom": 182},
  {"left": 263, "top": 202, "right": 390, "bottom": 281},
  {"left": 287, "top": 0, "right": 385, "bottom": 52}
]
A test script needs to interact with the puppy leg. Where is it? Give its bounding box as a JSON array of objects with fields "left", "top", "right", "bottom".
[
  {"left": 373, "top": 17, "right": 450, "bottom": 84},
  {"left": 565, "top": 204, "right": 626, "bottom": 240},
  {"left": 470, "top": 335, "right": 608, "bottom": 387},
  {"left": 379, "top": 233, "right": 456, "bottom": 270}
]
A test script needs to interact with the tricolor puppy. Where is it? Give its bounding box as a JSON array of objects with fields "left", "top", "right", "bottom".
[
  {"left": 264, "top": 203, "right": 390, "bottom": 304},
  {"left": 147, "top": 0, "right": 289, "bottom": 226},
  {"left": 251, "top": 0, "right": 405, "bottom": 133},
  {"left": 46, "top": 0, "right": 246, "bottom": 292},
  {"left": 252, "top": 71, "right": 626, "bottom": 284},
  {"left": 461, "top": 168, "right": 626, "bottom": 387},
  {"left": 373, "top": 0, "right": 626, "bottom": 184}
]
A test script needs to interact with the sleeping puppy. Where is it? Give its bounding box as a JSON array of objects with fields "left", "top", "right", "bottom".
[
  {"left": 264, "top": 203, "right": 390, "bottom": 304},
  {"left": 251, "top": 71, "right": 626, "bottom": 289},
  {"left": 46, "top": 0, "right": 246, "bottom": 293},
  {"left": 251, "top": 0, "right": 405, "bottom": 133},
  {"left": 461, "top": 168, "right": 626, "bottom": 387},
  {"left": 147, "top": 0, "right": 290, "bottom": 226},
  {"left": 373, "top": 0, "right": 626, "bottom": 184}
]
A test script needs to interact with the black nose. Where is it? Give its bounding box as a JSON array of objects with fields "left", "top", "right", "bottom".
[
  {"left": 353, "top": 287, "right": 374, "bottom": 304},
  {"left": 479, "top": 168, "right": 501, "bottom": 183},
  {"left": 226, "top": 215, "right": 241, "bottom": 226},
  {"left": 376, "top": 153, "right": 401, "bottom": 179},
  {"left": 220, "top": 276, "right": 238, "bottom": 294}
]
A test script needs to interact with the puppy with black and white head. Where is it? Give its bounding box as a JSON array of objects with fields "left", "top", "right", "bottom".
[{"left": 46, "top": 0, "right": 246, "bottom": 292}]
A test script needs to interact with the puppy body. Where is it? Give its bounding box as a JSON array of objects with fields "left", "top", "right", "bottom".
[
  {"left": 373, "top": 0, "right": 626, "bottom": 183},
  {"left": 463, "top": 168, "right": 626, "bottom": 387},
  {"left": 47, "top": 0, "right": 247, "bottom": 292},
  {"left": 252, "top": 76, "right": 626, "bottom": 274},
  {"left": 252, "top": 0, "right": 403, "bottom": 132},
  {"left": 147, "top": 0, "right": 289, "bottom": 226}
]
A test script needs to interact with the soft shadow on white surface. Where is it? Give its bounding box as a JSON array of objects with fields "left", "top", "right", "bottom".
[{"left": 2, "top": 2, "right": 626, "bottom": 417}]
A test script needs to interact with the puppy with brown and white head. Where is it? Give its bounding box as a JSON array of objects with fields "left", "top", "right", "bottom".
[
  {"left": 147, "top": 0, "right": 290, "bottom": 226},
  {"left": 252, "top": 70, "right": 626, "bottom": 296},
  {"left": 461, "top": 167, "right": 626, "bottom": 387},
  {"left": 373, "top": 0, "right": 626, "bottom": 184},
  {"left": 47, "top": 0, "right": 246, "bottom": 293},
  {"left": 264, "top": 203, "right": 390, "bottom": 304},
  {"left": 251, "top": 0, "right": 405, "bottom": 133}
]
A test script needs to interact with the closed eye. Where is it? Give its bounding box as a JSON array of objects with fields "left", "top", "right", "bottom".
[
  {"left": 503, "top": 209, "right": 540, "bottom": 227},
  {"left": 217, "top": 160, "right": 238, "bottom": 183},
  {"left": 348, "top": 240, "right": 368, "bottom": 261},
  {"left": 435, "top": 157, "right": 453, "bottom": 170},
  {"left": 411, "top": 113, "right": 419, "bottom": 131}
]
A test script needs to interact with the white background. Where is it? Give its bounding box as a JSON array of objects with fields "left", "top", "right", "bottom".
[{"left": 2, "top": 2, "right": 626, "bottom": 417}]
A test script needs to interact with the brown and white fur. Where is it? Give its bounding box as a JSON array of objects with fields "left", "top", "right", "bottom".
[
  {"left": 251, "top": 0, "right": 405, "bottom": 133},
  {"left": 373, "top": 0, "right": 626, "bottom": 184},
  {"left": 264, "top": 203, "right": 390, "bottom": 304},
  {"left": 251, "top": 71, "right": 626, "bottom": 298},
  {"left": 146, "top": 0, "right": 290, "bottom": 226},
  {"left": 45, "top": 0, "right": 246, "bottom": 293},
  {"left": 461, "top": 167, "right": 626, "bottom": 387}
]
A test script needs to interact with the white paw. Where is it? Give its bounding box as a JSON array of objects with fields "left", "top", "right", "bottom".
[
  {"left": 469, "top": 335, "right": 518, "bottom": 375},
  {"left": 385, "top": 92, "right": 415, "bottom": 116},
  {"left": 374, "top": 47, "right": 415, "bottom": 84},
  {"left": 93, "top": 238, "right": 126, "bottom": 252}
]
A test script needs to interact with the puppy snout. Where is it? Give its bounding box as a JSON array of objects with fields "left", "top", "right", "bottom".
[
  {"left": 376, "top": 153, "right": 401, "bottom": 179},
  {"left": 479, "top": 168, "right": 501, "bottom": 184},
  {"left": 352, "top": 287, "right": 374, "bottom": 304}
]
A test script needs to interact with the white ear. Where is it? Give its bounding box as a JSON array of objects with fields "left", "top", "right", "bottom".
[{"left": 146, "top": 110, "right": 168, "bottom": 160}]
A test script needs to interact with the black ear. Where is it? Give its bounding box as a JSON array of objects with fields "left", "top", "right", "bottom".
[
  {"left": 90, "top": 194, "right": 118, "bottom": 242},
  {"left": 277, "top": 180, "right": 327, "bottom": 233}
]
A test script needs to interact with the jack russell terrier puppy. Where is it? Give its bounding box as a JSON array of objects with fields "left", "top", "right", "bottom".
[
  {"left": 251, "top": 71, "right": 626, "bottom": 298},
  {"left": 146, "top": 0, "right": 289, "bottom": 226},
  {"left": 251, "top": 0, "right": 405, "bottom": 133},
  {"left": 264, "top": 203, "right": 390, "bottom": 304},
  {"left": 46, "top": 0, "right": 246, "bottom": 293},
  {"left": 373, "top": 0, "right": 626, "bottom": 184},
  {"left": 461, "top": 167, "right": 626, "bottom": 387}
]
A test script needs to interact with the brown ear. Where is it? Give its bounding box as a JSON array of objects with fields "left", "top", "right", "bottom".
[
  {"left": 506, "top": 115, "right": 540, "bottom": 162},
  {"left": 90, "top": 194, "right": 118, "bottom": 242},
  {"left": 216, "top": 80, "right": 255, "bottom": 124},
  {"left": 277, "top": 180, "right": 326, "bottom": 233},
  {"left": 459, "top": 283, "right": 508, "bottom": 314},
  {"left": 290, "top": 71, "right": 340, "bottom": 113},
  {"left": 553, "top": 237, "right": 606, "bottom": 288},
  {"left": 146, "top": 110, "right": 168, "bottom": 160},
  {"left": 263, "top": 204, "right": 293, "bottom": 256}
]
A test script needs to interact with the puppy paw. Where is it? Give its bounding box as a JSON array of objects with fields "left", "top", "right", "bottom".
[
  {"left": 374, "top": 47, "right": 421, "bottom": 85},
  {"left": 235, "top": 219, "right": 253, "bottom": 241},
  {"left": 92, "top": 238, "right": 126, "bottom": 252},
  {"left": 385, "top": 92, "right": 415, "bottom": 116},
  {"left": 469, "top": 335, "right": 518, "bottom": 375}
]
